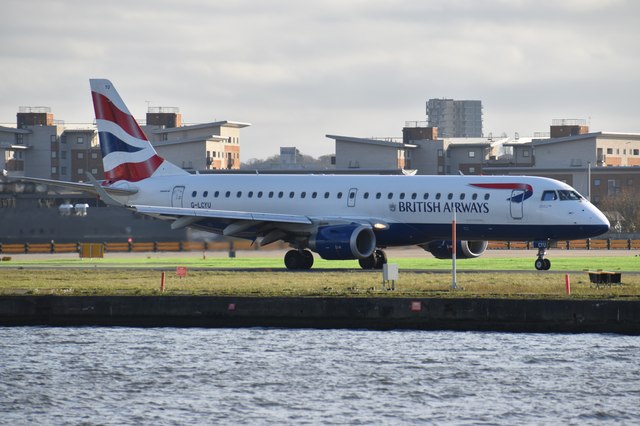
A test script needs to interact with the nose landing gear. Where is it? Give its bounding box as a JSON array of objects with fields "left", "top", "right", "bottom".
[{"left": 534, "top": 242, "right": 551, "bottom": 270}]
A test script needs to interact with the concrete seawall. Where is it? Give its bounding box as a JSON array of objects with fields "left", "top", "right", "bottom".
[{"left": 1, "top": 296, "right": 639, "bottom": 334}]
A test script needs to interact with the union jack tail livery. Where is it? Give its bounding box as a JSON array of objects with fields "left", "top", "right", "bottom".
[{"left": 90, "top": 79, "right": 187, "bottom": 183}]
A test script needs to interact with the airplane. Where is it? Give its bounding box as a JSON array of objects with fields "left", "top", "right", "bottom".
[{"left": 7, "top": 79, "right": 611, "bottom": 270}]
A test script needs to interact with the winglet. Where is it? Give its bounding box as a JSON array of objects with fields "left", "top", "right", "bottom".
[{"left": 85, "top": 172, "right": 124, "bottom": 206}]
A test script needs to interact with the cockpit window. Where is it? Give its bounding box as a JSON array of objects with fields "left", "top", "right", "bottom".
[
  {"left": 541, "top": 190, "right": 557, "bottom": 201},
  {"left": 558, "top": 190, "right": 582, "bottom": 201}
]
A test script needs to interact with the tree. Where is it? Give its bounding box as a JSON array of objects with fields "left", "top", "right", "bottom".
[{"left": 598, "top": 189, "right": 640, "bottom": 233}]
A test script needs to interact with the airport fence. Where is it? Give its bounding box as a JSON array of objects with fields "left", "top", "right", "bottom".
[{"left": 0, "top": 239, "right": 640, "bottom": 255}]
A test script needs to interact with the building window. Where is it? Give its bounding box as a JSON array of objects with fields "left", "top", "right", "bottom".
[
  {"left": 77, "top": 136, "right": 84, "bottom": 144},
  {"left": 92, "top": 152, "right": 98, "bottom": 159},
  {"left": 77, "top": 168, "right": 83, "bottom": 175},
  {"left": 61, "top": 167, "right": 67, "bottom": 175},
  {"left": 51, "top": 167, "right": 57, "bottom": 174},
  {"left": 468, "top": 151, "right": 475, "bottom": 158},
  {"left": 593, "top": 179, "right": 601, "bottom": 187},
  {"left": 469, "top": 167, "right": 475, "bottom": 174},
  {"left": 91, "top": 168, "right": 98, "bottom": 174},
  {"left": 60, "top": 151, "right": 67, "bottom": 159},
  {"left": 51, "top": 151, "right": 57, "bottom": 158},
  {"left": 523, "top": 149, "right": 530, "bottom": 157},
  {"left": 78, "top": 152, "right": 84, "bottom": 159},
  {"left": 607, "top": 148, "right": 613, "bottom": 154},
  {"left": 50, "top": 135, "right": 57, "bottom": 143},
  {"left": 437, "top": 149, "right": 443, "bottom": 157}
]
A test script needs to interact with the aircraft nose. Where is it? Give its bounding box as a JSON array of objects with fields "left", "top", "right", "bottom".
[{"left": 590, "top": 206, "right": 610, "bottom": 235}]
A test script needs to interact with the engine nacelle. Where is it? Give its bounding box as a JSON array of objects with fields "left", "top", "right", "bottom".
[
  {"left": 309, "top": 224, "right": 376, "bottom": 260},
  {"left": 422, "top": 240, "right": 488, "bottom": 259}
]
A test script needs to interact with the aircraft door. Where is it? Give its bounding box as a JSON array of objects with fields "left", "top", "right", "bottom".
[
  {"left": 347, "top": 188, "right": 357, "bottom": 207},
  {"left": 172, "top": 186, "right": 185, "bottom": 207},
  {"left": 510, "top": 189, "right": 524, "bottom": 219}
]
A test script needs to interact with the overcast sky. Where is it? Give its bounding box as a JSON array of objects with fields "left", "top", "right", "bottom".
[{"left": 1, "top": 0, "right": 639, "bottom": 160}]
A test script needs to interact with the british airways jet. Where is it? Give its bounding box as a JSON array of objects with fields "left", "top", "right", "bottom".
[{"left": 11, "top": 79, "right": 611, "bottom": 270}]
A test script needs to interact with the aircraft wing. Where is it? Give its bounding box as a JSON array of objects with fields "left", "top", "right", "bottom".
[
  {"left": 3, "top": 175, "right": 137, "bottom": 196},
  {"left": 132, "top": 204, "right": 313, "bottom": 226}
]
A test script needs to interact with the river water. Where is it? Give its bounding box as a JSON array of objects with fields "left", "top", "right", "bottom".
[{"left": 1, "top": 327, "right": 638, "bottom": 425}]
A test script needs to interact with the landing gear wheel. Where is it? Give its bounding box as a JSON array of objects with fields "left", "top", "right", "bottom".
[
  {"left": 534, "top": 258, "right": 552, "bottom": 271},
  {"left": 373, "top": 249, "right": 387, "bottom": 270},
  {"left": 534, "top": 242, "right": 551, "bottom": 271},
  {"left": 358, "top": 249, "right": 388, "bottom": 270},
  {"left": 285, "top": 249, "right": 314, "bottom": 270},
  {"left": 302, "top": 250, "right": 314, "bottom": 270},
  {"left": 359, "top": 254, "right": 376, "bottom": 270}
]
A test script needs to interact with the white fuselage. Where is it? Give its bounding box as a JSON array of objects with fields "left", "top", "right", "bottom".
[{"left": 112, "top": 174, "right": 609, "bottom": 245}]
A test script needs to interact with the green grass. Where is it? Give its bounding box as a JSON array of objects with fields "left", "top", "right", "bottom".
[
  {"left": 1, "top": 267, "right": 639, "bottom": 300},
  {"left": 1, "top": 251, "right": 638, "bottom": 299},
  {"left": 1, "top": 253, "right": 638, "bottom": 271}
]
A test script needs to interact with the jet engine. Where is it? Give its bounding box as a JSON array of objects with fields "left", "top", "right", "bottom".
[
  {"left": 422, "top": 240, "right": 488, "bottom": 259},
  {"left": 309, "top": 224, "right": 376, "bottom": 260}
]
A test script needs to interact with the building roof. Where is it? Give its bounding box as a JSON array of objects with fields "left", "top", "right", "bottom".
[
  {"left": 326, "top": 134, "right": 417, "bottom": 149},
  {"left": 530, "top": 131, "right": 640, "bottom": 147},
  {"left": 149, "top": 120, "right": 251, "bottom": 135},
  {"left": 0, "top": 125, "right": 31, "bottom": 135},
  {"left": 152, "top": 135, "right": 229, "bottom": 147}
]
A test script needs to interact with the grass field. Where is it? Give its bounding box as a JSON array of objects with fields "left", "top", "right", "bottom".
[
  {"left": 1, "top": 252, "right": 639, "bottom": 299},
  {"left": 1, "top": 251, "right": 639, "bottom": 271}
]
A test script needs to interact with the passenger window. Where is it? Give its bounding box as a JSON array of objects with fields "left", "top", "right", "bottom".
[
  {"left": 484, "top": 194, "right": 490, "bottom": 200},
  {"left": 278, "top": 191, "right": 284, "bottom": 198},
  {"left": 312, "top": 192, "right": 317, "bottom": 199},
  {"left": 388, "top": 193, "right": 393, "bottom": 199},
  {"left": 203, "top": 191, "right": 208, "bottom": 197},
  {"left": 411, "top": 193, "right": 417, "bottom": 200},
  {"left": 257, "top": 191, "right": 263, "bottom": 198},
  {"left": 268, "top": 191, "right": 274, "bottom": 198},
  {"left": 337, "top": 192, "right": 343, "bottom": 199},
  {"left": 248, "top": 191, "right": 253, "bottom": 198},
  {"left": 289, "top": 191, "right": 295, "bottom": 198},
  {"left": 214, "top": 191, "right": 219, "bottom": 198},
  {"left": 399, "top": 193, "right": 405, "bottom": 200},
  {"left": 225, "top": 191, "right": 231, "bottom": 198},
  {"left": 364, "top": 192, "right": 369, "bottom": 199},
  {"left": 542, "top": 191, "right": 557, "bottom": 201},
  {"left": 301, "top": 192, "right": 306, "bottom": 198},
  {"left": 237, "top": 191, "right": 242, "bottom": 198},
  {"left": 472, "top": 193, "right": 477, "bottom": 200},
  {"left": 349, "top": 192, "right": 355, "bottom": 199},
  {"left": 460, "top": 193, "right": 465, "bottom": 200},
  {"left": 435, "top": 193, "right": 441, "bottom": 200},
  {"left": 423, "top": 193, "right": 429, "bottom": 200},
  {"left": 192, "top": 191, "right": 197, "bottom": 197},
  {"left": 447, "top": 193, "right": 453, "bottom": 200},
  {"left": 324, "top": 192, "right": 330, "bottom": 199},
  {"left": 376, "top": 193, "right": 381, "bottom": 199}
]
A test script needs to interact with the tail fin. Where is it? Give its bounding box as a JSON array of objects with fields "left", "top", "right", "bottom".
[{"left": 90, "top": 79, "right": 187, "bottom": 183}]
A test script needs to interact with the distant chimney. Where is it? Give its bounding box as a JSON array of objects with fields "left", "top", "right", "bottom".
[
  {"left": 146, "top": 106, "right": 182, "bottom": 128},
  {"left": 550, "top": 118, "right": 589, "bottom": 138}
]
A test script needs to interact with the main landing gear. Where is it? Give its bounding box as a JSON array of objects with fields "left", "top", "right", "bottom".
[
  {"left": 534, "top": 245, "right": 551, "bottom": 271},
  {"left": 358, "top": 249, "right": 387, "bottom": 270},
  {"left": 284, "top": 249, "right": 314, "bottom": 270}
]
